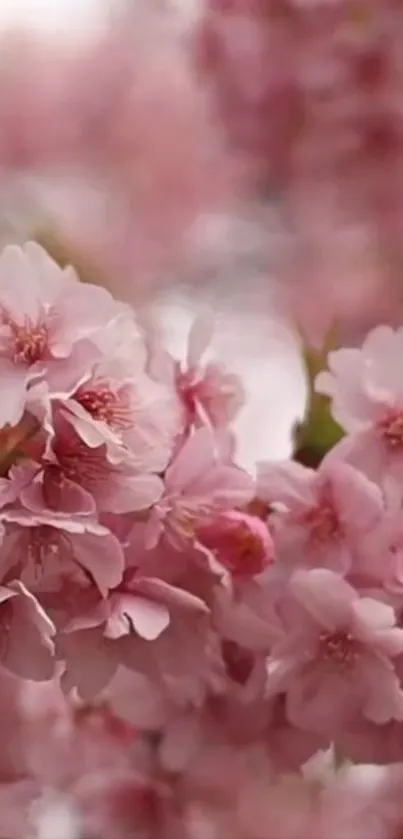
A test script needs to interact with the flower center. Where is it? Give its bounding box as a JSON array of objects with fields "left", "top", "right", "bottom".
[
  {"left": 75, "top": 381, "right": 132, "bottom": 430},
  {"left": 42, "top": 465, "right": 67, "bottom": 510},
  {"left": 10, "top": 319, "right": 48, "bottom": 365},
  {"left": 318, "top": 630, "right": 356, "bottom": 670},
  {"left": 56, "top": 436, "right": 110, "bottom": 485},
  {"left": 227, "top": 523, "right": 265, "bottom": 575},
  {"left": 377, "top": 407, "right": 403, "bottom": 450},
  {"left": 176, "top": 368, "right": 199, "bottom": 415},
  {"left": 28, "top": 526, "right": 61, "bottom": 574},
  {"left": 303, "top": 500, "right": 340, "bottom": 543}
]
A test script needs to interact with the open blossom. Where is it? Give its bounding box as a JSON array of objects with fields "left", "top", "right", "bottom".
[
  {"left": 0, "top": 508, "right": 124, "bottom": 597},
  {"left": 268, "top": 569, "right": 403, "bottom": 736},
  {"left": 0, "top": 242, "right": 130, "bottom": 430},
  {"left": 13, "top": 409, "right": 164, "bottom": 516},
  {"left": 257, "top": 458, "right": 383, "bottom": 573},
  {"left": 316, "top": 326, "right": 403, "bottom": 480},
  {"left": 0, "top": 580, "right": 55, "bottom": 681},
  {"left": 144, "top": 427, "right": 254, "bottom": 551},
  {"left": 62, "top": 356, "right": 182, "bottom": 472},
  {"left": 176, "top": 315, "right": 245, "bottom": 429}
]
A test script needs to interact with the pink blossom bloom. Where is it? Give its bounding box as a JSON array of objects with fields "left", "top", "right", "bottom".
[
  {"left": 144, "top": 427, "right": 254, "bottom": 550},
  {"left": 176, "top": 315, "right": 245, "bottom": 429},
  {"left": 0, "top": 242, "right": 130, "bottom": 429},
  {"left": 317, "top": 326, "right": 403, "bottom": 480},
  {"left": 62, "top": 357, "right": 182, "bottom": 471},
  {"left": 0, "top": 580, "right": 55, "bottom": 681},
  {"left": 268, "top": 569, "right": 403, "bottom": 735},
  {"left": 13, "top": 409, "right": 164, "bottom": 516},
  {"left": 198, "top": 510, "right": 273, "bottom": 577},
  {"left": 4, "top": 456, "right": 96, "bottom": 519},
  {"left": 0, "top": 508, "right": 124, "bottom": 597},
  {"left": 257, "top": 458, "right": 383, "bottom": 573}
]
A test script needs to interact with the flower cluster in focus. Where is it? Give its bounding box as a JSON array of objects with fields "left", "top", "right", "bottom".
[{"left": 0, "top": 242, "right": 402, "bottom": 837}]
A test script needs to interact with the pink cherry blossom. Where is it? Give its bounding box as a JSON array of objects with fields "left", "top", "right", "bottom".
[
  {"left": 0, "top": 508, "right": 124, "bottom": 597},
  {"left": 0, "top": 580, "right": 55, "bottom": 681},
  {"left": 257, "top": 457, "right": 383, "bottom": 573},
  {"left": 144, "top": 427, "right": 254, "bottom": 551},
  {"left": 268, "top": 569, "right": 403, "bottom": 736},
  {"left": 176, "top": 315, "right": 245, "bottom": 429},
  {"left": 316, "top": 326, "right": 403, "bottom": 481},
  {"left": 6, "top": 459, "right": 96, "bottom": 518},
  {"left": 14, "top": 409, "right": 164, "bottom": 516},
  {"left": 61, "top": 355, "right": 182, "bottom": 471},
  {"left": 0, "top": 242, "right": 130, "bottom": 430}
]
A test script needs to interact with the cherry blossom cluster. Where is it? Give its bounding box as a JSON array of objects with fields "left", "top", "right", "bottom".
[{"left": 1, "top": 241, "right": 403, "bottom": 836}]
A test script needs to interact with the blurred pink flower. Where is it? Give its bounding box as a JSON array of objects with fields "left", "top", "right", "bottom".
[
  {"left": 196, "top": 0, "right": 403, "bottom": 342},
  {"left": 0, "top": 12, "right": 240, "bottom": 300},
  {"left": 268, "top": 568, "right": 403, "bottom": 734}
]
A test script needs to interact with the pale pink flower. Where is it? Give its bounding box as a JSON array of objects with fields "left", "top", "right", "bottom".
[
  {"left": 257, "top": 458, "right": 383, "bottom": 573},
  {"left": 198, "top": 510, "right": 273, "bottom": 577},
  {"left": 144, "top": 427, "right": 254, "bottom": 550},
  {"left": 3, "top": 453, "right": 96, "bottom": 518},
  {"left": 62, "top": 357, "right": 182, "bottom": 471},
  {"left": 0, "top": 242, "right": 129, "bottom": 429},
  {"left": 0, "top": 508, "right": 124, "bottom": 597},
  {"left": 15, "top": 409, "right": 164, "bottom": 516},
  {"left": 176, "top": 315, "right": 245, "bottom": 429},
  {"left": 317, "top": 326, "right": 403, "bottom": 480},
  {"left": 268, "top": 569, "right": 403, "bottom": 734},
  {"left": 0, "top": 580, "right": 55, "bottom": 681}
]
